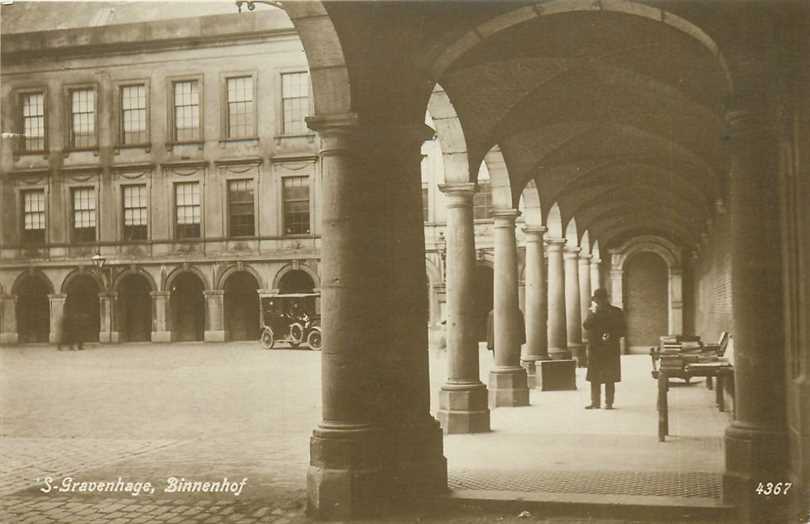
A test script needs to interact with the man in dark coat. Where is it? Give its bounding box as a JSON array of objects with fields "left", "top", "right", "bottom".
[{"left": 582, "top": 288, "right": 626, "bottom": 409}]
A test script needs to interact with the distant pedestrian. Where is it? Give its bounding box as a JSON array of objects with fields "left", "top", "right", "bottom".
[
  {"left": 58, "top": 310, "right": 77, "bottom": 351},
  {"left": 582, "top": 288, "right": 625, "bottom": 409}
]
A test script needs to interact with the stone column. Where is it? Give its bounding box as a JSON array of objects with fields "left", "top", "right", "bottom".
[
  {"left": 203, "top": 290, "right": 225, "bottom": 342},
  {"left": 437, "top": 183, "right": 490, "bottom": 432},
  {"left": 564, "top": 247, "right": 584, "bottom": 366},
  {"left": 610, "top": 268, "right": 624, "bottom": 309},
  {"left": 98, "top": 292, "right": 118, "bottom": 343},
  {"left": 369, "top": 123, "right": 446, "bottom": 502},
  {"left": 590, "top": 257, "right": 602, "bottom": 291},
  {"left": 150, "top": 291, "right": 171, "bottom": 342},
  {"left": 521, "top": 226, "right": 549, "bottom": 387},
  {"left": 545, "top": 238, "right": 569, "bottom": 359},
  {"left": 48, "top": 294, "right": 66, "bottom": 344},
  {"left": 0, "top": 294, "right": 18, "bottom": 345},
  {"left": 578, "top": 253, "right": 592, "bottom": 343},
  {"left": 489, "top": 209, "right": 529, "bottom": 407},
  {"left": 722, "top": 62, "right": 790, "bottom": 522}
]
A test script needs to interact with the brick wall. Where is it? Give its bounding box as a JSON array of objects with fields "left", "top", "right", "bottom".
[
  {"left": 691, "top": 212, "right": 733, "bottom": 343},
  {"left": 624, "top": 251, "right": 668, "bottom": 349}
]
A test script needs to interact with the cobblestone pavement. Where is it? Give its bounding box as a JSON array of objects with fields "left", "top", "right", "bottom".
[{"left": 0, "top": 342, "right": 730, "bottom": 523}]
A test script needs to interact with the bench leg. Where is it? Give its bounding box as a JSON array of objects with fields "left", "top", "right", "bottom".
[
  {"left": 657, "top": 371, "right": 669, "bottom": 441},
  {"left": 716, "top": 375, "right": 725, "bottom": 412},
  {"left": 706, "top": 376, "right": 713, "bottom": 390}
]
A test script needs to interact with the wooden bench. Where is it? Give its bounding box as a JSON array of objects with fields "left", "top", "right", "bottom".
[{"left": 656, "top": 335, "right": 734, "bottom": 442}]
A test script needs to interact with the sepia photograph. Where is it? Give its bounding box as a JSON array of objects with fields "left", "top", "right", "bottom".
[{"left": 0, "top": 0, "right": 808, "bottom": 522}]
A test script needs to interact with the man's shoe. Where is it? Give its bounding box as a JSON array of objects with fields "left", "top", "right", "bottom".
[
  {"left": 605, "top": 405, "right": 614, "bottom": 410},
  {"left": 585, "top": 404, "right": 600, "bottom": 410}
]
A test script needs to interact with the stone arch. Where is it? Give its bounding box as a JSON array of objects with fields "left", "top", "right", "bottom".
[
  {"left": 272, "top": 262, "right": 320, "bottom": 293},
  {"left": 564, "top": 217, "right": 578, "bottom": 247},
  {"left": 282, "top": 2, "right": 352, "bottom": 116},
  {"left": 518, "top": 179, "right": 543, "bottom": 228},
  {"left": 483, "top": 146, "right": 515, "bottom": 210},
  {"left": 426, "top": 0, "right": 733, "bottom": 96},
  {"left": 546, "top": 202, "right": 564, "bottom": 239},
  {"left": 12, "top": 268, "right": 55, "bottom": 296},
  {"left": 427, "top": 83, "right": 471, "bottom": 184},
  {"left": 214, "top": 262, "right": 264, "bottom": 291},
  {"left": 609, "top": 235, "right": 684, "bottom": 338},
  {"left": 60, "top": 267, "right": 105, "bottom": 294},
  {"left": 163, "top": 264, "right": 211, "bottom": 293},
  {"left": 580, "top": 230, "right": 591, "bottom": 254},
  {"left": 113, "top": 266, "right": 157, "bottom": 294}
]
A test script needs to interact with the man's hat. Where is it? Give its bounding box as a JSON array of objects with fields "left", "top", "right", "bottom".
[{"left": 592, "top": 288, "right": 608, "bottom": 301}]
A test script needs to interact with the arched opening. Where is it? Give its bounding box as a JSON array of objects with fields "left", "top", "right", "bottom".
[
  {"left": 624, "top": 251, "right": 668, "bottom": 350},
  {"left": 64, "top": 274, "right": 100, "bottom": 343},
  {"left": 170, "top": 272, "right": 205, "bottom": 342},
  {"left": 278, "top": 270, "right": 314, "bottom": 294},
  {"left": 15, "top": 274, "right": 50, "bottom": 343},
  {"left": 224, "top": 271, "right": 260, "bottom": 341},
  {"left": 118, "top": 274, "right": 152, "bottom": 342},
  {"left": 473, "top": 264, "right": 494, "bottom": 342}
]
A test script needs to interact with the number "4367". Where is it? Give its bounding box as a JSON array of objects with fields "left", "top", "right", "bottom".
[{"left": 755, "top": 482, "right": 792, "bottom": 496}]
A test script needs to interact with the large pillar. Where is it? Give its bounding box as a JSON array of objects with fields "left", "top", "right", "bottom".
[
  {"left": 578, "top": 253, "right": 592, "bottom": 343},
  {"left": 564, "top": 246, "right": 584, "bottom": 366},
  {"left": 373, "top": 123, "right": 446, "bottom": 500},
  {"left": 590, "top": 257, "right": 602, "bottom": 291},
  {"left": 48, "top": 294, "right": 66, "bottom": 344},
  {"left": 150, "top": 291, "right": 171, "bottom": 342},
  {"left": 546, "top": 238, "right": 569, "bottom": 359},
  {"left": 521, "top": 226, "right": 549, "bottom": 385},
  {"left": 722, "top": 52, "right": 790, "bottom": 522},
  {"left": 203, "top": 290, "right": 225, "bottom": 342},
  {"left": 98, "top": 292, "right": 118, "bottom": 343},
  {"left": 0, "top": 294, "right": 18, "bottom": 345},
  {"left": 437, "top": 183, "right": 490, "bottom": 433},
  {"left": 305, "top": 114, "right": 386, "bottom": 518},
  {"left": 610, "top": 268, "right": 624, "bottom": 309},
  {"left": 489, "top": 209, "right": 529, "bottom": 407}
]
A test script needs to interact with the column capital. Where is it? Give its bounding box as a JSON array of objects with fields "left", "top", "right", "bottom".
[
  {"left": 306, "top": 112, "right": 360, "bottom": 134},
  {"left": 98, "top": 292, "right": 118, "bottom": 299},
  {"left": 522, "top": 225, "right": 547, "bottom": 236},
  {"left": 48, "top": 293, "right": 67, "bottom": 300},
  {"left": 438, "top": 183, "right": 476, "bottom": 208},
  {"left": 563, "top": 246, "right": 581, "bottom": 258},
  {"left": 578, "top": 253, "right": 592, "bottom": 263},
  {"left": 491, "top": 208, "right": 520, "bottom": 227},
  {"left": 204, "top": 290, "right": 225, "bottom": 297},
  {"left": 150, "top": 291, "right": 170, "bottom": 298},
  {"left": 590, "top": 257, "right": 601, "bottom": 265},
  {"left": 544, "top": 237, "right": 566, "bottom": 249}
]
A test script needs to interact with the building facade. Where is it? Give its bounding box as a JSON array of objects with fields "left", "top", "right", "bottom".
[{"left": 0, "top": 9, "right": 324, "bottom": 345}]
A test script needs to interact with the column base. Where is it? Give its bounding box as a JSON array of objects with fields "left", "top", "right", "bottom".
[
  {"left": 548, "top": 346, "right": 572, "bottom": 360},
  {"left": 538, "top": 359, "right": 577, "bottom": 391},
  {"left": 204, "top": 330, "right": 226, "bottom": 342},
  {"left": 521, "top": 360, "right": 537, "bottom": 388},
  {"left": 151, "top": 331, "right": 171, "bottom": 343},
  {"left": 99, "top": 331, "right": 120, "bottom": 344},
  {"left": 436, "top": 382, "right": 490, "bottom": 434},
  {"left": 0, "top": 333, "right": 18, "bottom": 345},
  {"left": 488, "top": 367, "right": 529, "bottom": 408},
  {"left": 723, "top": 422, "right": 792, "bottom": 523},
  {"left": 568, "top": 343, "right": 586, "bottom": 367},
  {"left": 385, "top": 417, "right": 448, "bottom": 500},
  {"left": 307, "top": 424, "right": 385, "bottom": 520}
]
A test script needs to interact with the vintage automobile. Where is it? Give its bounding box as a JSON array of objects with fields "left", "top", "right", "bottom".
[{"left": 259, "top": 293, "right": 322, "bottom": 351}]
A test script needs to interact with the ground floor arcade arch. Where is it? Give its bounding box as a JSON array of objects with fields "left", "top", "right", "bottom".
[
  {"left": 170, "top": 272, "right": 205, "bottom": 342},
  {"left": 624, "top": 251, "right": 668, "bottom": 350},
  {"left": 118, "top": 273, "right": 153, "bottom": 342},
  {"left": 224, "top": 271, "right": 260, "bottom": 341},
  {"left": 15, "top": 273, "right": 51, "bottom": 343},
  {"left": 64, "top": 274, "right": 100, "bottom": 343}
]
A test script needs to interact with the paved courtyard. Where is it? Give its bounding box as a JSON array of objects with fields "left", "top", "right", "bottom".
[{"left": 0, "top": 341, "right": 730, "bottom": 523}]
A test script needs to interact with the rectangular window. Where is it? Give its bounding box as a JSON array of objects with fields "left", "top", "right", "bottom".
[
  {"left": 21, "top": 92, "right": 45, "bottom": 152},
  {"left": 282, "top": 176, "right": 310, "bottom": 235},
  {"left": 173, "top": 80, "right": 201, "bottom": 142},
  {"left": 121, "top": 84, "right": 147, "bottom": 145},
  {"left": 71, "top": 187, "right": 96, "bottom": 242},
  {"left": 70, "top": 88, "right": 96, "bottom": 148},
  {"left": 226, "top": 76, "right": 255, "bottom": 139},
  {"left": 281, "top": 72, "right": 309, "bottom": 135},
  {"left": 21, "top": 189, "right": 46, "bottom": 244},
  {"left": 228, "top": 179, "right": 255, "bottom": 237},
  {"left": 473, "top": 183, "right": 492, "bottom": 220},
  {"left": 422, "top": 185, "right": 429, "bottom": 222},
  {"left": 122, "top": 185, "right": 148, "bottom": 241},
  {"left": 175, "top": 182, "right": 201, "bottom": 239}
]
